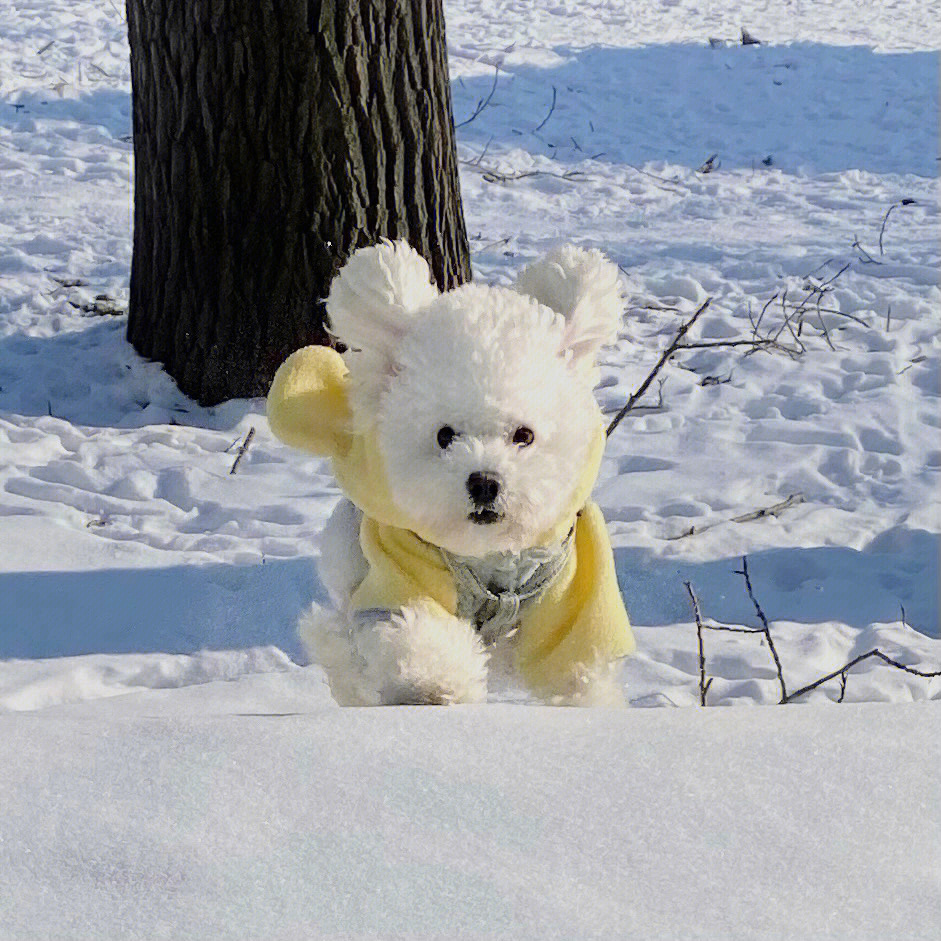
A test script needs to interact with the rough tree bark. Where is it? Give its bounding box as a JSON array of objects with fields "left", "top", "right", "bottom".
[{"left": 126, "top": 0, "right": 471, "bottom": 405}]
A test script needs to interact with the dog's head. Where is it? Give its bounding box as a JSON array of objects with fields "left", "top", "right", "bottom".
[{"left": 327, "top": 240, "right": 623, "bottom": 556}]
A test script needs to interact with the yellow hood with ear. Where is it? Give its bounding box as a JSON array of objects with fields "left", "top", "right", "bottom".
[{"left": 267, "top": 345, "right": 634, "bottom": 696}]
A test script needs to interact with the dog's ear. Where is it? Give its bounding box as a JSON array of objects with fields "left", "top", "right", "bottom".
[
  {"left": 513, "top": 245, "right": 623, "bottom": 369},
  {"left": 326, "top": 239, "right": 439, "bottom": 358}
]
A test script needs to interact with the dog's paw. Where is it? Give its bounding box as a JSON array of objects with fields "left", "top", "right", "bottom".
[
  {"left": 363, "top": 601, "right": 489, "bottom": 706},
  {"left": 299, "top": 601, "right": 488, "bottom": 706}
]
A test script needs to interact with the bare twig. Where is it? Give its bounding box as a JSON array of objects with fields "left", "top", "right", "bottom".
[
  {"left": 792, "top": 303, "right": 868, "bottom": 328},
  {"left": 533, "top": 85, "right": 557, "bottom": 132},
  {"left": 461, "top": 160, "right": 589, "bottom": 185},
  {"left": 736, "top": 557, "right": 788, "bottom": 702},
  {"left": 455, "top": 66, "right": 500, "bottom": 128},
  {"left": 772, "top": 289, "right": 806, "bottom": 354},
  {"left": 817, "top": 261, "right": 851, "bottom": 290},
  {"left": 606, "top": 299, "right": 711, "bottom": 437},
  {"left": 785, "top": 649, "right": 941, "bottom": 703},
  {"left": 697, "top": 153, "right": 719, "bottom": 174},
  {"left": 468, "top": 135, "right": 494, "bottom": 166},
  {"left": 731, "top": 493, "right": 804, "bottom": 524},
  {"left": 677, "top": 338, "right": 775, "bottom": 351},
  {"left": 229, "top": 427, "right": 255, "bottom": 475},
  {"left": 751, "top": 292, "right": 778, "bottom": 338},
  {"left": 879, "top": 199, "right": 916, "bottom": 256},
  {"left": 687, "top": 560, "right": 941, "bottom": 705},
  {"left": 814, "top": 296, "right": 836, "bottom": 351},
  {"left": 837, "top": 671, "right": 848, "bottom": 703},
  {"left": 700, "top": 372, "right": 732, "bottom": 387},
  {"left": 685, "top": 582, "right": 709, "bottom": 706},
  {"left": 666, "top": 493, "right": 804, "bottom": 540},
  {"left": 625, "top": 163, "right": 687, "bottom": 194},
  {"left": 852, "top": 234, "right": 881, "bottom": 265},
  {"left": 472, "top": 236, "right": 511, "bottom": 255}
]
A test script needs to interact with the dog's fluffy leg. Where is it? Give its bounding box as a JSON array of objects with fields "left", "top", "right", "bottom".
[
  {"left": 298, "top": 605, "right": 379, "bottom": 706},
  {"left": 299, "top": 601, "right": 489, "bottom": 706},
  {"left": 546, "top": 657, "right": 627, "bottom": 707}
]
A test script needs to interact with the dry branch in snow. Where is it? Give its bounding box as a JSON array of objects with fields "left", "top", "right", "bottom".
[
  {"left": 606, "top": 299, "right": 711, "bottom": 437},
  {"left": 685, "top": 556, "right": 941, "bottom": 705},
  {"left": 455, "top": 65, "right": 500, "bottom": 128},
  {"left": 879, "top": 198, "right": 916, "bottom": 255},
  {"left": 606, "top": 293, "right": 803, "bottom": 439},
  {"left": 229, "top": 427, "right": 255, "bottom": 475}
]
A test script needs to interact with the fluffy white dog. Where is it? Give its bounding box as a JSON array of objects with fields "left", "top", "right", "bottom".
[{"left": 268, "top": 240, "right": 634, "bottom": 705}]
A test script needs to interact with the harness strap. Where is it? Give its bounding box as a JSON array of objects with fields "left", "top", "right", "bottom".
[{"left": 440, "top": 527, "right": 575, "bottom": 645}]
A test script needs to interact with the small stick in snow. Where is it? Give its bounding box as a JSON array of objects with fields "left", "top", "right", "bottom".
[
  {"left": 730, "top": 493, "right": 804, "bottom": 524},
  {"left": 533, "top": 85, "right": 557, "bottom": 133},
  {"left": 697, "top": 153, "right": 719, "bottom": 174},
  {"left": 666, "top": 493, "right": 804, "bottom": 540},
  {"left": 687, "top": 563, "right": 941, "bottom": 705},
  {"left": 814, "top": 297, "right": 836, "bottom": 351},
  {"left": 879, "top": 199, "right": 916, "bottom": 256},
  {"left": 469, "top": 135, "right": 494, "bottom": 167},
  {"left": 817, "top": 261, "right": 851, "bottom": 290},
  {"left": 455, "top": 65, "right": 500, "bottom": 129},
  {"left": 684, "top": 582, "right": 710, "bottom": 706},
  {"left": 229, "top": 427, "right": 255, "bottom": 475},
  {"left": 700, "top": 372, "right": 732, "bottom": 386},
  {"left": 625, "top": 163, "right": 687, "bottom": 194},
  {"left": 751, "top": 292, "right": 778, "bottom": 338},
  {"left": 852, "top": 234, "right": 881, "bottom": 265},
  {"left": 677, "top": 338, "right": 775, "bottom": 351},
  {"left": 735, "top": 557, "right": 788, "bottom": 703},
  {"left": 606, "top": 299, "right": 711, "bottom": 438},
  {"left": 784, "top": 649, "right": 941, "bottom": 703}
]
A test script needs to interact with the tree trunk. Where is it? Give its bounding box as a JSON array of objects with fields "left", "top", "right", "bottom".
[{"left": 126, "top": 0, "right": 470, "bottom": 405}]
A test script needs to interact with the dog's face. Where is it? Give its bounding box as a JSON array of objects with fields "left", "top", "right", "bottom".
[
  {"left": 376, "top": 286, "right": 599, "bottom": 556},
  {"left": 326, "top": 240, "right": 623, "bottom": 557}
]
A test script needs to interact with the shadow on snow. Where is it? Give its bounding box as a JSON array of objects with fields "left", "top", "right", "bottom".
[
  {"left": 453, "top": 43, "right": 939, "bottom": 177},
  {"left": 0, "top": 556, "right": 322, "bottom": 661},
  {"left": 616, "top": 527, "right": 939, "bottom": 636}
]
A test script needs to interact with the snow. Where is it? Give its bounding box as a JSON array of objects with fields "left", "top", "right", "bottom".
[
  {"left": 1, "top": 0, "right": 939, "bottom": 935},
  {"left": 2, "top": 703, "right": 938, "bottom": 940}
]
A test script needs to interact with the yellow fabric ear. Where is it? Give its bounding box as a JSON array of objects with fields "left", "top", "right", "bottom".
[{"left": 267, "top": 345, "right": 352, "bottom": 458}]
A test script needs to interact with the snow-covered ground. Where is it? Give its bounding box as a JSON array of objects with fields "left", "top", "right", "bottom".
[
  {"left": 4, "top": 703, "right": 938, "bottom": 940},
  {"left": 1, "top": 1, "right": 939, "bottom": 937}
]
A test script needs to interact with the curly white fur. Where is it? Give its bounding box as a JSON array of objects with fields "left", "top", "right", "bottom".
[
  {"left": 326, "top": 239, "right": 439, "bottom": 426},
  {"left": 513, "top": 244, "right": 624, "bottom": 375},
  {"left": 300, "top": 600, "right": 488, "bottom": 706}
]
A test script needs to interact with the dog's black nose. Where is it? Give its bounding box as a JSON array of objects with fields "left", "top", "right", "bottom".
[{"left": 467, "top": 472, "right": 501, "bottom": 506}]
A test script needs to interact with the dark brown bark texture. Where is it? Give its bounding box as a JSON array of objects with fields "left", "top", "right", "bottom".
[{"left": 126, "top": 0, "right": 471, "bottom": 404}]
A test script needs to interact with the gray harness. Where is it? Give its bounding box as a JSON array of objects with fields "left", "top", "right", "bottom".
[{"left": 439, "top": 528, "right": 575, "bottom": 645}]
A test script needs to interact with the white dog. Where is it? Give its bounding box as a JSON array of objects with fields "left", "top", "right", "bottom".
[{"left": 267, "top": 240, "right": 634, "bottom": 705}]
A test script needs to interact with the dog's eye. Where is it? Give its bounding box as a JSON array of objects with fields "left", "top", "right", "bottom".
[
  {"left": 436, "top": 426, "right": 457, "bottom": 449},
  {"left": 512, "top": 426, "right": 535, "bottom": 447}
]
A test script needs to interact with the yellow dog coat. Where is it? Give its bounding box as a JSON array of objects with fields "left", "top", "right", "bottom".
[{"left": 268, "top": 344, "right": 634, "bottom": 697}]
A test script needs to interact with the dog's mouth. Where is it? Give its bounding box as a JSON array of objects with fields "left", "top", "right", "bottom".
[{"left": 468, "top": 508, "right": 503, "bottom": 525}]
